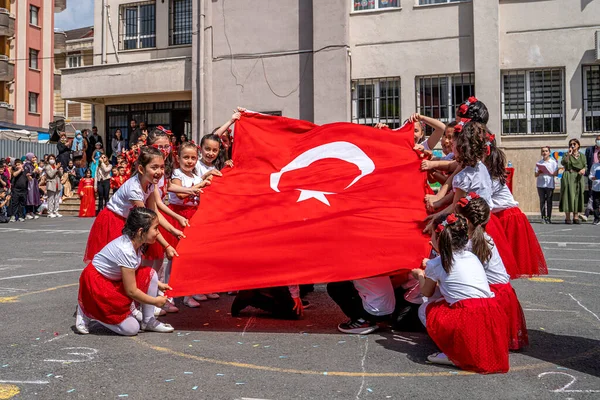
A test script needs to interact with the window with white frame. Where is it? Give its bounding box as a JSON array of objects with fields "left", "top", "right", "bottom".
[
  {"left": 28, "top": 92, "right": 38, "bottom": 113},
  {"left": 353, "top": 0, "right": 399, "bottom": 12},
  {"left": 67, "top": 54, "right": 82, "bottom": 68},
  {"left": 29, "top": 49, "right": 39, "bottom": 70},
  {"left": 418, "top": 0, "right": 465, "bottom": 5},
  {"left": 66, "top": 101, "right": 82, "bottom": 119},
  {"left": 30, "top": 5, "right": 39, "bottom": 25},
  {"left": 583, "top": 65, "right": 600, "bottom": 133},
  {"left": 501, "top": 68, "right": 565, "bottom": 135},
  {"left": 416, "top": 73, "right": 475, "bottom": 130},
  {"left": 352, "top": 77, "right": 401, "bottom": 128},
  {"left": 170, "top": 0, "right": 192, "bottom": 46},
  {"left": 119, "top": 1, "right": 156, "bottom": 50}
]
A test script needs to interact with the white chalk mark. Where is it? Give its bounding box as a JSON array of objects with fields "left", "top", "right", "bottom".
[
  {"left": 549, "top": 268, "right": 600, "bottom": 276},
  {"left": 44, "top": 347, "right": 98, "bottom": 363},
  {"left": 542, "top": 247, "right": 600, "bottom": 252},
  {"left": 392, "top": 334, "right": 418, "bottom": 346},
  {"left": 0, "top": 380, "right": 49, "bottom": 385},
  {"left": 538, "top": 372, "right": 600, "bottom": 393},
  {"left": 6, "top": 258, "right": 43, "bottom": 262},
  {"left": 355, "top": 337, "right": 369, "bottom": 400},
  {"left": 546, "top": 258, "right": 600, "bottom": 263},
  {"left": 241, "top": 316, "right": 256, "bottom": 337},
  {"left": 566, "top": 293, "right": 600, "bottom": 323},
  {"left": 0, "top": 227, "right": 89, "bottom": 234},
  {"left": 0, "top": 287, "right": 27, "bottom": 293},
  {"left": 42, "top": 251, "right": 81, "bottom": 255},
  {"left": 0, "top": 269, "right": 82, "bottom": 281},
  {"left": 539, "top": 240, "right": 598, "bottom": 244},
  {"left": 44, "top": 334, "right": 69, "bottom": 343},
  {"left": 0, "top": 266, "right": 20, "bottom": 271},
  {"left": 523, "top": 309, "right": 579, "bottom": 313}
]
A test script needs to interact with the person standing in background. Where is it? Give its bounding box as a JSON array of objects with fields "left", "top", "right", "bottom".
[
  {"left": 584, "top": 135, "right": 600, "bottom": 221},
  {"left": 128, "top": 119, "right": 141, "bottom": 149},
  {"left": 535, "top": 146, "right": 558, "bottom": 224},
  {"left": 44, "top": 154, "right": 63, "bottom": 218},
  {"left": 111, "top": 129, "right": 125, "bottom": 164},
  {"left": 560, "top": 139, "right": 587, "bottom": 224}
]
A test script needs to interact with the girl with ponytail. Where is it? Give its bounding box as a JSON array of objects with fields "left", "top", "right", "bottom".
[
  {"left": 412, "top": 213, "right": 509, "bottom": 374},
  {"left": 456, "top": 193, "right": 528, "bottom": 350}
]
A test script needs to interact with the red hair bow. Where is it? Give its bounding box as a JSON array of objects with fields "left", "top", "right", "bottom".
[
  {"left": 453, "top": 118, "right": 471, "bottom": 134},
  {"left": 457, "top": 192, "right": 480, "bottom": 207},
  {"left": 458, "top": 96, "right": 478, "bottom": 115},
  {"left": 157, "top": 126, "right": 173, "bottom": 136},
  {"left": 485, "top": 133, "right": 495, "bottom": 156},
  {"left": 435, "top": 213, "right": 459, "bottom": 233}
]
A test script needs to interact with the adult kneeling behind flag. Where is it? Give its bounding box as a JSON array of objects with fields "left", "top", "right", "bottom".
[{"left": 168, "top": 112, "right": 431, "bottom": 297}]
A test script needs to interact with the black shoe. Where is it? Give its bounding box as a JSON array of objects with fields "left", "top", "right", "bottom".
[
  {"left": 540, "top": 218, "right": 547, "bottom": 224},
  {"left": 593, "top": 219, "right": 600, "bottom": 226},
  {"left": 337, "top": 319, "right": 378, "bottom": 334},
  {"left": 230, "top": 296, "right": 248, "bottom": 317},
  {"left": 546, "top": 218, "right": 552, "bottom": 224}
]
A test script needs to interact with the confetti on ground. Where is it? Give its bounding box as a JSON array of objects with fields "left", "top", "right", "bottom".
[
  {"left": 323, "top": 372, "right": 328, "bottom": 375},
  {"left": 1, "top": 364, "right": 8, "bottom": 368},
  {"left": 235, "top": 382, "right": 245, "bottom": 385},
  {"left": 253, "top": 344, "right": 260, "bottom": 347},
  {"left": 192, "top": 386, "right": 198, "bottom": 390},
  {"left": 279, "top": 356, "right": 288, "bottom": 359},
  {"left": 449, "top": 371, "right": 458, "bottom": 374},
  {"left": 313, "top": 345, "right": 319, "bottom": 348},
  {"left": 193, "top": 340, "right": 201, "bottom": 342},
  {"left": 263, "top": 345, "right": 271, "bottom": 348},
  {"left": 46, "top": 374, "right": 53, "bottom": 377},
  {"left": 557, "top": 367, "right": 569, "bottom": 370},
  {"left": 216, "top": 373, "right": 224, "bottom": 376},
  {"left": 188, "top": 345, "right": 193, "bottom": 347},
  {"left": 35, "top": 338, "right": 40, "bottom": 341},
  {"left": 67, "top": 389, "right": 75, "bottom": 393},
  {"left": 367, "top": 388, "right": 373, "bottom": 393},
  {"left": 237, "top": 342, "right": 243, "bottom": 345},
  {"left": 540, "top": 327, "right": 545, "bottom": 331},
  {"left": 118, "top": 395, "right": 129, "bottom": 398},
  {"left": 184, "top": 372, "right": 193, "bottom": 374},
  {"left": 54, "top": 332, "right": 59, "bottom": 336},
  {"left": 337, "top": 341, "right": 346, "bottom": 344},
  {"left": 165, "top": 379, "right": 174, "bottom": 382}
]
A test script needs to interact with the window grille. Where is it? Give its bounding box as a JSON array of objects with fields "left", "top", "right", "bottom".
[
  {"left": 170, "top": 0, "right": 193, "bottom": 46},
  {"left": 583, "top": 65, "right": 600, "bottom": 133},
  {"left": 119, "top": 1, "right": 156, "bottom": 50},
  {"left": 352, "top": 77, "right": 401, "bottom": 128}
]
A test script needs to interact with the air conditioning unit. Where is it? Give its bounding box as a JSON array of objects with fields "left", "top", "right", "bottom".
[{"left": 596, "top": 30, "right": 600, "bottom": 62}]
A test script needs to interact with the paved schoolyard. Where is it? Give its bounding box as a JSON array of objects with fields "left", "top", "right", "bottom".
[{"left": 0, "top": 218, "right": 599, "bottom": 399}]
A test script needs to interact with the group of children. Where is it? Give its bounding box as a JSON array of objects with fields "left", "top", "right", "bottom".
[{"left": 75, "top": 102, "right": 547, "bottom": 374}]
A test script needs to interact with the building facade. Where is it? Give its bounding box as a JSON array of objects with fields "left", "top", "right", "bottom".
[
  {"left": 62, "top": 0, "right": 600, "bottom": 212},
  {"left": 1, "top": 0, "right": 65, "bottom": 133},
  {"left": 54, "top": 26, "right": 94, "bottom": 133}
]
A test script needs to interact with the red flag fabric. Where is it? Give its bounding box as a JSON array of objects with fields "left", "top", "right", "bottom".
[{"left": 168, "top": 113, "right": 431, "bottom": 297}]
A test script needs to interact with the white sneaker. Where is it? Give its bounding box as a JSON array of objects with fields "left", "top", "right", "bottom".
[
  {"left": 142, "top": 317, "right": 174, "bottom": 333},
  {"left": 75, "top": 306, "right": 90, "bottom": 335},
  {"left": 163, "top": 301, "right": 179, "bottom": 313},
  {"left": 154, "top": 306, "right": 167, "bottom": 317},
  {"left": 55, "top": 213, "right": 63, "bottom": 218},
  {"left": 183, "top": 296, "right": 201, "bottom": 308},
  {"left": 25, "top": 214, "right": 33, "bottom": 220},
  {"left": 9, "top": 216, "right": 15, "bottom": 223},
  {"left": 427, "top": 352, "right": 455, "bottom": 366},
  {"left": 48, "top": 213, "right": 56, "bottom": 218},
  {"left": 206, "top": 293, "right": 220, "bottom": 300},
  {"left": 579, "top": 214, "right": 588, "bottom": 222},
  {"left": 18, "top": 218, "right": 25, "bottom": 222},
  {"left": 33, "top": 214, "right": 40, "bottom": 219},
  {"left": 192, "top": 294, "right": 208, "bottom": 302},
  {"left": 131, "top": 308, "right": 143, "bottom": 322}
]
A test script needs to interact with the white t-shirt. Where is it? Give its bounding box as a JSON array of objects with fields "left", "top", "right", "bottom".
[
  {"left": 441, "top": 152, "right": 455, "bottom": 161},
  {"left": 535, "top": 158, "right": 558, "bottom": 189},
  {"left": 452, "top": 161, "right": 493, "bottom": 207},
  {"left": 425, "top": 251, "right": 494, "bottom": 305},
  {"left": 466, "top": 234, "right": 510, "bottom": 285},
  {"left": 194, "top": 159, "right": 216, "bottom": 178},
  {"left": 93, "top": 235, "right": 141, "bottom": 281},
  {"left": 491, "top": 179, "right": 519, "bottom": 212},
  {"left": 352, "top": 276, "right": 396, "bottom": 316},
  {"left": 169, "top": 168, "right": 203, "bottom": 206},
  {"left": 106, "top": 175, "right": 154, "bottom": 218},
  {"left": 590, "top": 163, "right": 600, "bottom": 192}
]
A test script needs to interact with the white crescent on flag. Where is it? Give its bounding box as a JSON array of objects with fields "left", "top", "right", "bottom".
[{"left": 269, "top": 141, "right": 376, "bottom": 206}]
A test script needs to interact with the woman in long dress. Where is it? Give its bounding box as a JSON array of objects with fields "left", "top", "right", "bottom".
[
  {"left": 559, "top": 138, "right": 587, "bottom": 224},
  {"left": 24, "top": 153, "right": 41, "bottom": 218},
  {"left": 78, "top": 169, "right": 96, "bottom": 218}
]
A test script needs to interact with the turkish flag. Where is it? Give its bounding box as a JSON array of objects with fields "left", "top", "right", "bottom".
[{"left": 168, "top": 113, "right": 431, "bottom": 297}]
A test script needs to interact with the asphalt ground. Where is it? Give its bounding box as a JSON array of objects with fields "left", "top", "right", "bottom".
[{"left": 0, "top": 218, "right": 599, "bottom": 399}]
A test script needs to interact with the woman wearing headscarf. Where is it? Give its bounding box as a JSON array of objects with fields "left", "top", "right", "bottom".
[
  {"left": 71, "top": 130, "right": 87, "bottom": 175},
  {"left": 24, "top": 153, "right": 41, "bottom": 219}
]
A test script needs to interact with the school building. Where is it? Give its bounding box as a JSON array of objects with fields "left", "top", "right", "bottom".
[{"left": 61, "top": 0, "right": 600, "bottom": 212}]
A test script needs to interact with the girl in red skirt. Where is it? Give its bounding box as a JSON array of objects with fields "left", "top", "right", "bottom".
[
  {"left": 413, "top": 213, "right": 509, "bottom": 374},
  {"left": 83, "top": 146, "right": 182, "bottom": 264},
  {"left": 162, "top": 142, "right": 210, "bottom": 308},
  {"left": 457, "top": 193, "right": 528, "bottom": 350},
  {"left": 484, "top": 136, "right": 548, "bottom": 278},
  {"left": 76, "top": 207, "right": 174, "bottom": 335},
  {"left": 77, "top": 169, "right": 96, "bottom": 218}
]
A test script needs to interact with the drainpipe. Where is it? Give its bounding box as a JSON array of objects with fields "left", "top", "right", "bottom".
[
  {"left": 101, "top": 0, "right": 106, "bottom": 64},
  {"left": 199, "top": 0, "right": 205, "bottom": 139}
]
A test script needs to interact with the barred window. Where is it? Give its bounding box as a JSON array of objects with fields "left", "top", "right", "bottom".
[
  {"left": 353, "top": 0, "right": 399, "bottom": 12},
  {"left": 120, "top": 1, "right": 156, "bottom": 50},
  {"left": 501, "top": 69, "right": 565, "bottom": 135},
  {"left": 29, "top": 49, "right": 39, "bottom": 70},
  {"left": 418, "top": 0, "right": 465, "bottom": 5},
  {"left": 351, "top": 78, "right": 401, "bottom": 128},
  {"left": 170, "top": 0, "right": 192, "bottom": 46},
  {"left": 583, "top": 65, "right": 600, "bottom": 133},
  {"left": 416, "top": 73, "right": 474, "bottom": 131}
]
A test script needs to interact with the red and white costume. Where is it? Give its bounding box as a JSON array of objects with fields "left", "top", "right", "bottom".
[
  {"left": 83, "top": 175, "right": 154, "bottom": 263},
  {"left": 468, "top": 235, "right": 528, "bottom": 350},
  {"left": 491, "top": 179, "right": 548, "bottom": 278},
  {"left": 144, "top": 176, "right": 168, "bottom": 261},
  {"left": 423, "top": 251, "right": 509, "bottom": 374}
]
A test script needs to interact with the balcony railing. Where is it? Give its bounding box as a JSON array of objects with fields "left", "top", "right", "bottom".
[
  {"left": 0, "top": 55, "right": 14, "bottom": 82},
  {"left": 55, "top": 0, "right": 67, "bottom": 13},
  {"left": 0, "top": 9, "right": 15, "bottom": 37}
]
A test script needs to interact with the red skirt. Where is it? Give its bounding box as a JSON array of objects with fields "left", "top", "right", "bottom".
[
  {"left": 490, "top": 283, "right": 529, "bottom": 351},
  {"left": 78, "top": 264, "right": 154, "bottom": 325},
  {"left": 159, "top": 203, "right": 198, "bottom": 248},
  {"left": 486, "top": 214, "right": 519, "bottom": 279},
  {"left": 494, "top": 207, "right": 548, "bottom": 278},
  {"left": 84, "top": 209, "right": 125, "bottom": 263},
  {"left": 426, "top": 298, "right": 509, "bottom": 374}
]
